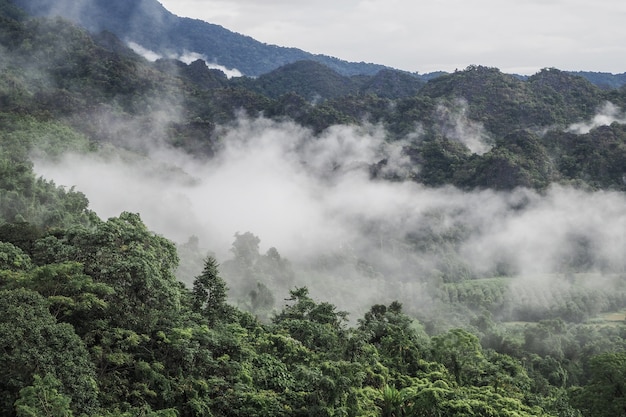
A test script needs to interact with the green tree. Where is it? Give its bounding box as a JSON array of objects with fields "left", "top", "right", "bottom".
[
  {"left": 0, "top": 241, "right": 32, "bottom": 271},
  {"left": 431, "top": 328, "right": 487, "bottom": 386},
  {"left": 378, "top": 384, "right": 412, "bottom": 417},
  {"left": 22, "top": 262, "right": 114, "bottom": 335},
  {"left": 14, "top": 374, "right": 73, "bottom": 417},
  {"left": 273, "top": 287, "right": 349, "bottom": 355},
  {"left": 191, "top": 256, "right": 232, "bottom": 325},
  {"left": 571, "top": 351, "right": 626, "bottom": 417},
  {"left": 357, "top": 302, "right": 429, "bottom": 376},
  {"left": 0, "top": 288, "right": 98, "bottom": 416},
  {"left": 43, "top": 212, "right": 182, "bottom": 332}
]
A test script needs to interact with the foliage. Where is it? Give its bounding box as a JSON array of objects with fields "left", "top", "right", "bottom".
[
  {"left": 0, "top": 288, "right": 98, "bottom": 416},
  {"left": 570, "top": 351, "right": 626, "bottom": 417},
  {"left": 191, "top": 256, "right": 235, "bottom": 325},
  {"left": 14, "top": 374, "right": 74, "bottom": 417},
  {"left": 1, "top": 6, "right": 626, "bottom": 417}
]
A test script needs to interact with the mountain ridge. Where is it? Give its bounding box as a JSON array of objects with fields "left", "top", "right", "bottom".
[
  {"left": 10, "top": 0, "right": 395, "bottom": 77},
  {"left": 1, "top": 5, "right": 626, "bottom": 417},
  {"left": 1, "top": 0, "right": 625, "bottom": 193}
]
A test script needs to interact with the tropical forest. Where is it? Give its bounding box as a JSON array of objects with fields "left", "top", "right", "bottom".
[{"left": 1, "top": 0, "right": 626, "bottom": 416}]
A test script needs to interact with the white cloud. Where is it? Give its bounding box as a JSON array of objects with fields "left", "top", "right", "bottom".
[
  {"left": 435, "top": 98, "right": 493, "bottom": 155},
  {"left": 177, "top": 51, "right": 243, "bottom": 78},
  {"left": 33, "top": 115, "right": 626, "bottom": 315},
  {"left": 567, "top": 102, "right": 626, "bottom": 134},
  {"left": 127, "top": 41, "right": 162, "bottom": 61},
  {"left": 127, "top": 42, "right": 243, "bottom": 78}
]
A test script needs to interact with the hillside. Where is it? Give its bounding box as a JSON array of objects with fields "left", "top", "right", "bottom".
[
  {"left": 1, "top": 3, "right": 626, "bottom": 417},
  {"left": 10, "top": 0, "right": 393, "bottom": 77},
  {"left": 1, "top": 1, "right": 625, "bottom": 190}
]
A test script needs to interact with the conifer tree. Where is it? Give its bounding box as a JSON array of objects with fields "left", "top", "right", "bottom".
[{"left": 191, "top": 256, "right": 229, "bottom": 324}]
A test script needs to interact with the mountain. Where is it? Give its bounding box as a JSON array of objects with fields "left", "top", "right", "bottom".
[
  {"left": 12, "top": 0, "right": 626, "bottom": 89},
  {"left": 569, "top": 71, "right": 626, "bottom": 89},
  {"left": 418, "top": 66, "right": 605, "bottom": 136},
  {"left": 232, "top": 60, "right": 425, "bottom": 101},
  {"left": 237, "top": 60, "right": 360, "bottom": 100},
  {"left": 3, "top": 5, "right": 626, "bottom": 417},
  {"left": 3, "top": 0, "right": 625, "bottom": 191},
  {"left": 10, "top": 0, "right": 393, "bottom": 77}
]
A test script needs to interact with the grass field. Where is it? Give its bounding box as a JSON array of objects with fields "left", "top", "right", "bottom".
[{"left": 595, "top": 310, "right": 626, "bottom": 322}]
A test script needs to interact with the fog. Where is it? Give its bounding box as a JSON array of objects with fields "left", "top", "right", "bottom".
[
  {"left": 567, "top": 101, "right": 626, "bottom": 134},
  {"left": 436, "top": 98, "right": 493, "bottom": 155},
  {"left": 127, "top": 41, "right": 243, "bottom": 78},
  {"left": 33, "top": 113, "right": 626, "bottom": 319}
]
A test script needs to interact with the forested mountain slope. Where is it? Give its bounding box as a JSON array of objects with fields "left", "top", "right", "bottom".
[
  {"left": 1, "top": 2, "right": 626, "bottom": 416},
  {"left": 10, "top": 0, "right": 392, "bottom": 77}
]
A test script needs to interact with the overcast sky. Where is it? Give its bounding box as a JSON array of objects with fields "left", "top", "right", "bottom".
[{"left": 157, "top": 0, "right": 626, "bottom": 75}]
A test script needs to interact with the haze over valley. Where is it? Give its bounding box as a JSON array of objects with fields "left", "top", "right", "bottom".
[{"left": 1, "top": 1, "right": 626, "bottom": 416}]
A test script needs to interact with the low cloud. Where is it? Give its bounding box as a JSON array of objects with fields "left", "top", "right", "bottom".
[
  {"left": 127, "top": 41, "right": 243, "bottom": 78},
  {"left": 33, "top": 116, "right": 626, "bottom": 317},
  {"left": 567, "top": 101, "right": 626, "bottom": 134},
  {"left": 436, "top": 98, "right": 493, "bottom": 155},
  {"left": 127, "top": 41, "right": 163, "bottom": 61}
]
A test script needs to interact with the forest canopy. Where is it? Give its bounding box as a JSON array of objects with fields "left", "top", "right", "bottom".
[{"left": 0, "top": 2, "right": 626, "bottom": 416}]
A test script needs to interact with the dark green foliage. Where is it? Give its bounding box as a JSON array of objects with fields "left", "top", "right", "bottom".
[
  {"left": 544, "top": 123, "right": 626, "bottom": 190},
  {"left": 191, "top": 256, "right": 234, "bottom": 325},
  {"left": 460, "top": 130, "right": 555, "bottom": 190},
  {"left": 249, "top": 60, "right": 359, "bottom": 101},
  {"left": 570, "top": 351, "right": 626, "bottom": 417},
  {"left": 357, "top": 302, "right": 429, "bottom": 376},
  {"left": 0, "top": 288, "right": 99, "bottom": 416},
  {"left": 527, "top": 68, "right": 603, "bottom": 124},
  {"left": 416, "top": 137, "right": 471, "bottom": 186},
  {"left": 358, "top": 69, "right": 425, "bottom": 98},
  {"left": 1, "top": 6, "right": 626, "bottom": 417},
  {"left": 570, "top": 71, "right": 626, "bottom": 89},
  {"left": 273, "top": 287, "right": 349, "bottom": 355},
  {"left": 2, "top": 8, "right": 623, "bottom": 191},
  {"left": 12, "top": 0, "right": 390, "bottom": 77},
  {"left": 44, "top": 212, "right": 182, "bottom": 333},
  {"left": 419, "top": 66, "right": 602, "bottom": 136},
  {"left": 155, "top": 58, "right": 228, "bottom": 90}
]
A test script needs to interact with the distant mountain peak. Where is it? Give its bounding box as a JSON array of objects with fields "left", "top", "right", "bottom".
[{"left": 11, "top": 0, "right": 390, "bottom": 77}]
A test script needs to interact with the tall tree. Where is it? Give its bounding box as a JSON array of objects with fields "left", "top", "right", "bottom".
[{"left": 191, "top": 256, "right": 231, "bottom": 325}]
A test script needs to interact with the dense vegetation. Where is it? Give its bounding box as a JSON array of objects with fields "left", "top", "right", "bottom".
[
  {"left": 10, "top": 0, "right": 392, "bottom": 77},
  {"left": 1, "top": 1, "right": 626, "bottom": 416}
]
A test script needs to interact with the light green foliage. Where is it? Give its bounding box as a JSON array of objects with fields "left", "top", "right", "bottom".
[
  {"left": 373, "top": 377, "right": 552, "bottom": 417},
  {"left": 0, "top": 114, "right": 92, "bottom": 228},
  {"left": 0, "top": 241, "right": 32, "bottom": 271},
  {"left": 0, "top": 114, "right": 92, "bottom": 159},
  {"left": 431, "top": 328, "right": 487, "bottom": 386},
  {"left": 24, "top": 262, "right": 114, "bottom": 330},
  {"left": 14, "top": 374, "right": 73, "bottom": 417}
]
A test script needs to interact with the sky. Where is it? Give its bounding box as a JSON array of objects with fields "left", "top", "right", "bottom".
[{"left": 157, "top": 0, "right": 626, "bottom": 75}]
